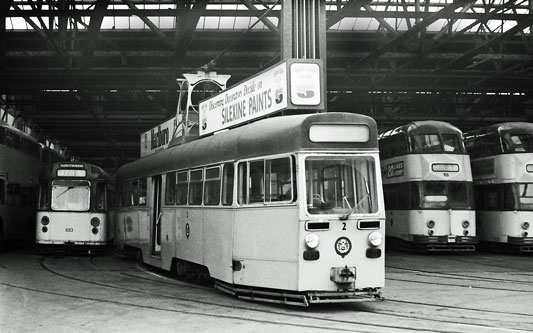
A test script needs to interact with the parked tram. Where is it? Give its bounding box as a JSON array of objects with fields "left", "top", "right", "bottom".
[
  {"left": 464, "top": 122, "right": 533, "bottom": 252},
  {"left": 379, "top": 121, "right": 478, "bottom": 251},
  {"left": 114, "top": 112, "right": 385, "bottom": 306},
  {"left": 0, "top": 121, "right": 43, "bottom": 250},
  {"left": 36, "top": 162, "right": 114, "bottom": 254}
]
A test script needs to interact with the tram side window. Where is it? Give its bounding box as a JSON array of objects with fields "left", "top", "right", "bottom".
[
  {"left": 222, "top": 163, "right": 234, "bottom": 206},
  {"left": 237, "top": 162, "right": 248, "bottom": 205},
  {"left": 204, "top": 167, "right": 221, "bottom": 205},
  {"left": 473, "top": 134, "right": 502, "bottom": 157},
  {"left": 249, "top": 161, "right": 265, "bottom": 203},
  {"left": 519, "top": 183, "right": 533, "bottom": 210},
  {"left": 0, "top": 179, "right": 5, "bottom": 205},
  {"left": 139, "top": 178, "right": 147, "bottom": 206},
  {"left": 121, "top": 182, "right": 131, "bottom": 207},
  {"left": 267, "top": 157, "right": 294, "bottom": 202},
  {"left": 189, "top": 169, "right": 203, "bottom": 205},
  {"left": 131, "top": 180, "right": 139, "bottom": 206},
  {"left": 176, "top": 171, "right": 188, "bottom": 205},
  {"left": 165, "top": 172, "right": 177, "bottom": 205},
  {"left": 95, "top": 182, "right": 106, "bottom": 211}
]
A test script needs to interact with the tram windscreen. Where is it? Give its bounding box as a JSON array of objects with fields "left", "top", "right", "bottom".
[
  {"left": 305, "top": 156, "right": 378, "bottom": 215},
  {"left": 51, "top": 180, "right": 90, "bottom": 211},
  {"left": 411, "top": 133, "right": 462, "bottom": 153},
  {"left": 418, "top": 181, "right": 474, "bottom": 209},
  {"left": 502, "top": 132, "right": 533, "bottom": 153}
]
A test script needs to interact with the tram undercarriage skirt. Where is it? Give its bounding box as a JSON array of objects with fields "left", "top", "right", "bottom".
[{"left": 214, "top": 280, "right": 383, "bottom": 307}]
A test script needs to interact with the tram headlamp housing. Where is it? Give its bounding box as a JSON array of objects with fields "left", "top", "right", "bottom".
[
  {"left": 91, "top": 217, "right": 100, "bottom": 227},
  {"left": 304, "top": 233, "right": 320, "bottom": 249},
  {"left": 368, "top": 231, "right": 383, "bottom": 247},
  {"left": 522, "top": 222, "right": 530, "bottom": 230},
  {"left": 41, "top": 216, "right": 50, "bottom": 226},
  {"left": 427, "top": 220, "right": 435, "bottom": 228},
  {"left": 462, "top": 220, "right": 470, "bottom": 228}
]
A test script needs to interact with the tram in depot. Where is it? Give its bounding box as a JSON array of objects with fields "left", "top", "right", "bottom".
[
  {"left": 464, "top": 122, "right": 533, "bottom": 252},
  {"left": 0, "top": 121, "right": 43, "bottom": 250},
  {"left": 36, "top": 162, "right": 114, "bottom": 253},
  {"left": 378, "top": 120, "right": 478, "bottom": 251},
  {"left": 113, "top": 112, "right": 385, "bottom": 306}
]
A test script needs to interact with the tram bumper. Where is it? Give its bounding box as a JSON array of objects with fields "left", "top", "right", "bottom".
[{"left": 412, "top": 235, "right": 479, "bottom": 251}]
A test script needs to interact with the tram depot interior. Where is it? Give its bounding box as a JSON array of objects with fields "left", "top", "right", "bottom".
[{"left": 2, "top": 0, "right": 533, "bottom": 309}]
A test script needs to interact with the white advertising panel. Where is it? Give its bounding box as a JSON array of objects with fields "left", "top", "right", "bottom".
[
  {"left": 199, "top": 62, "right": 288, "bottom": 136},
  {"left": 140, "top": 116, "right": 182, "bottom": 157},
  {"left": 290, "top": 62, "right": 321, "bottom": 106}
]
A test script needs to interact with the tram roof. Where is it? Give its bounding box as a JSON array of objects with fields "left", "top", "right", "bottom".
[
  {"left": 465, "top": 122, "right": 533, "bottom": 138},
  {"left": 379, "top": 120, "right": 462, "bottom": 139},
  {"left": 116, "top": 112, "right": 377, "bottom": 181}
]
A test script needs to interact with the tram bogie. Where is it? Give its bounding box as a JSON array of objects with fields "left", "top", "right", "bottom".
[{"left": 114, "top": 112, "right": 385, "bottom": 306}]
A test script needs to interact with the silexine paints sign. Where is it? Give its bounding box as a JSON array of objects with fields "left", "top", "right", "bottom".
[{"left": 198, "top": 59, "right": 323, "bottom": 136}]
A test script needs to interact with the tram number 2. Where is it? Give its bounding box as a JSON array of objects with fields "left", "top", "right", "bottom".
[
  {"left": 342, "top": 223, "right": 346, "bottom": 231},
  {"left": 65, "top": 228, "right": 74, "bottom": 232}
]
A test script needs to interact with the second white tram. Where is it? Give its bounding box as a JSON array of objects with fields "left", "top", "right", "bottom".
[
  {"left": 465, "top": 122, "right": 533, "bottom": 252},
  {"left": 36, "top": 162, "right": 115, "bottom": 253},
  {"left": 379, "top": 121, "right": 478, "bottom": 251},
  {"left": 114, "top": 112, "right": 385, "bottom": 306}
]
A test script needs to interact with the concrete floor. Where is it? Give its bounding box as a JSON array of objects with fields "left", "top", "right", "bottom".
[{"left": 1, "top": 248, "right": 532, "bottom": 333}]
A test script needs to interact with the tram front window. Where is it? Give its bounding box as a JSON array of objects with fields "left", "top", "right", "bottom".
[
  {"left": 51, "top": 180, "right": 90, "bottom": 211},
  {"left": 306, "top": 156, "right": 378, "bottom": 215},
  {"left": 418, "top": 181, "right": 473, "bottom": 209}
]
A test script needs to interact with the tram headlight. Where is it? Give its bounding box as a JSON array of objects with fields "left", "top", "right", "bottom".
[
  {"left": 462, "top": 220, "right": 470, "bottom": 229},
  {"left": 427, "top": 220, "right": 435, "bottom": 228},
  {"left": 304, "top": 233, "right": 320, "bottom": 249},
  {"left": 368, "top": 231, "right": 383, "bottom": 247},
  {"left": 522, "top": 222, "right": 530, "bottom": 230},
  {"left": 41, "top": 216, "right": 50, "bottom": 226},
  {"left": 91, "top": 217, "right": 100, "bottom": 227}
]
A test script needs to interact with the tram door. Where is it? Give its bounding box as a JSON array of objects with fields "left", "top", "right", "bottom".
[{"left": 151, "top": 175, "right": 162, "bottom": 254}]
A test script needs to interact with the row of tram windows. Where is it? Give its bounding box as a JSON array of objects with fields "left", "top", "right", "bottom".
[
  {"left": 379, "top": 133, "right": 464, "bottom": 160},
  {"left": 474, "top": 183, "right": 533, "bottom": 211},
  {"left": 37, "top": 180, "right": 110, "bottom": 212},
  {"left": 383, "top": 182, "right": 474, "bottom": 210},
  {"left": 117, "top": 156, "right": 296, "bottom": 208},
  {"left": 0, "top": 179, "right": 35, "bottom": 206},
  {"left": 465, "top": 133, "right": 533, "bottom": 158},
  {"left": 0, "top": 127, "right": 63, "bottom": 163},
  {"left": 0, "top": 126, "right": 40, "bottom": 158}
]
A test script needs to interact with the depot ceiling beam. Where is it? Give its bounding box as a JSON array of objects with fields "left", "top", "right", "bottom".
[
  {"left": 346, "top": 0, "right": 475, "bottom": 71},
  {"left": 435, "top": 13, "right": 533, "bottom": 73},
  {"left": 122, "top": 0, "right": 175, "bottom": 49},
  {"left": 326, "top": 0, "right": 369, "bottom": 29},
  {"left": 240, "top": 0, "right": 279, "bottom": 35},
  {"left": 83, "top": 0, "right": 111, "bottom": 68}
]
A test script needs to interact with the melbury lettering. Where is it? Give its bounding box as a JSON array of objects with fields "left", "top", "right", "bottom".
[{"left": 150, "top": 125, "right": 169, "bottom": 150}]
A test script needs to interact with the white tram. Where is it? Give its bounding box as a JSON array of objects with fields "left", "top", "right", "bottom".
[
  {"left": 464, "top": 122, "right": 533, "bottom": 252},
  {"left": 36, "top": 162, "right": 114, "bottom": 253},
  {"left": 0, "top": 121, "right": 43, "bottom": 250},
  {"left": 379, "top": 121, "right": 478, "bottom": 251},
  {"left": 114, "top": 112, "right": 385, "bottom": 306}
]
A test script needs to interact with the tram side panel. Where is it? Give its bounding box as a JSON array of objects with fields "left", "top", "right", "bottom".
[{"left": 232, "top": 206, "right": 299, "bottom": 290}]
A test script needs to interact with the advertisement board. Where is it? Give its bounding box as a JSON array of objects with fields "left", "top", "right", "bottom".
[{"left": 199, "top": 59, "right": 323, "bottom": 136}]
